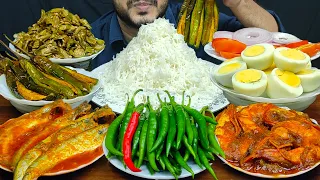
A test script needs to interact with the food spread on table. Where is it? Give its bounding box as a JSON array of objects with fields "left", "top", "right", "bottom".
[
  {"left": 12, "top": 8, "right": 105, "bottom": 59},
  {"left": 215, "top": 103, "right": 320, "bottom": 175},
  {"left": 0, "top": 2, "right": 319, "bottom": 180},
  {"left": 0, "top": 100, "right": 115, "bottom": 179}
]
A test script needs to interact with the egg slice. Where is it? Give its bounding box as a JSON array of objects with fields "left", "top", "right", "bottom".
[
  {"left": 213, "top": 59, "right": 247, "bottom": 88},
  {"left": 267, "top": 68, "right": 303, "bottom": 98},
  {"left": 296, "top": 68, "right": 320, "bottom": 92},
  {"left": 273, "top": 47, "right": 310, "bottom": 73},
  {"left": 232, "top": 69, "right": 267, "bottom": 96},
  {"left": 241, "top": 43, "right": 275, "bottom": 70}
]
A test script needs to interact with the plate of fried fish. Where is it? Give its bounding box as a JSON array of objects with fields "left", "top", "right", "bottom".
[
  {"left": 215, "top": 103, "right": 320, "bottom": 178},
  {"left": 0, "top": 100, "right": 115, "bottom": 179}
]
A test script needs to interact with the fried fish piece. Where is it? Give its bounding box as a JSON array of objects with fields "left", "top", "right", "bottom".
[
  {"left": 22, "top": 124, "right": 108, "bottom": 180},
  {"left": 11, "top": 102, "right": 91, "bottom": 169},
  {"left": 14, "top": 105, "right": 115, "bottom": 180},
  {"left": 0, "top": 100, "right": 72, "bottom": 169}
]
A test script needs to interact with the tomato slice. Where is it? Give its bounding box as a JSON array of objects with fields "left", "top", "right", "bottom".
[
  {"left": 219, "top": 51, "right": 241, "bottom": 59},
  {"left": 212, "top": 38, "right": 246, "bottom": 54},
  {"left": 296, "top": 43, "right": 319, "bottom": 57},
  {"left": 285, "top": 40, "right": 309, "bottom": 48}
]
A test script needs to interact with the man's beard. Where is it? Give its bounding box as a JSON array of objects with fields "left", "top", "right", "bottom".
[{"left": 113, "top": 0, "right": 167, "bottom": 29}]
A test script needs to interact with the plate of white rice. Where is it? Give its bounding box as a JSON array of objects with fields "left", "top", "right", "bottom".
[{"left": 91, "top": 18, "right": 228, "bottom": 113}]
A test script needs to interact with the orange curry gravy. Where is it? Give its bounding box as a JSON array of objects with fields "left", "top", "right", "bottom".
[{"left": 49, "top": 146, "right": 103, "bottom": 173}]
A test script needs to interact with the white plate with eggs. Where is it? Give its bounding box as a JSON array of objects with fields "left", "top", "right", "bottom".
[{"left": 210, "top": 44, "right": 320, "bottom": 111}]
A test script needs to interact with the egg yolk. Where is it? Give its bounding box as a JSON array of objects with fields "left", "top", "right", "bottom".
[
  {"left": 280, "top": 49, "right": 305, "bottom": 60},
  {"left": 235, "top": 69, "right": 262, "bottom": 83},
  {"left": 275, "top": 69, "right": 301, "bottom": 87},
  {"left": 296, "top": 69, "right": 314, "bottom": 75},
  {"left": 218, "top": 62, "right": 242, "bottom": 74},
  {"left": 244, "top": 45, "right": 265, "bottom": 57}
]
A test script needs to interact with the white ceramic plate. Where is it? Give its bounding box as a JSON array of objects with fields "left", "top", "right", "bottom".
[
  {"left": 0, "top": 151, "right": 103, "bottom": 176},
  {"left": 9, "top": 43, "right": 104, "bottom": 64},
  {"left": 216, "top": 116, "right": 320, "bottom": 179},
  {"left": 204, "top": 42, "right": 320, "bottom": 62},
  {"left": 91, "top": 60, "right": 229, "bottom": 113},
  {"left": 0, "top": 67, "right": 101, "bottom": 113},
  {"left": 102, "top": 136, "right": 205, "bottom": 179}
]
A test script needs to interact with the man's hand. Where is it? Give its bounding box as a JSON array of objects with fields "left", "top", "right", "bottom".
[{"left": 223, "top": 0, "right": 242, "bottom": 8}]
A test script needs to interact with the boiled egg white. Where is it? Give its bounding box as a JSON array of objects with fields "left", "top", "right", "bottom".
[
  {"left": 241, "top": 43, "right": 275, "bottom": 70},
  {"left": 263, "top": 62, "right": 276, "bottom": 76},
  {"left": 213, "top": 59, "right": 247, "bottom": 88},
  {"left": 232, "top": 69, "right": 268, "bottom": 97},
  {"left": 267, "top": 68, "right": 303, "bottom": 98},
  {"left": 296, "top": 68, "right": 320, "bottom": 92},
  {"left": 273, "top": 47, "right": 310, "bottom": 73}
]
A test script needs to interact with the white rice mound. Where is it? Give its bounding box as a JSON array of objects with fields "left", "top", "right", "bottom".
[{"left": 100, "top": 18, "right": 221, "bottom": 110}]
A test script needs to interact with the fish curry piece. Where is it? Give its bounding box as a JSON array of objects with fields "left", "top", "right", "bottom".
[{"left": 215, "top": 103, "right": 320, "bottom": 175}]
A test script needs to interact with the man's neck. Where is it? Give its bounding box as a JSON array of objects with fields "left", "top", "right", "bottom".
[{"left": 117, "top": 16, "right": 139, "bottom": 43}]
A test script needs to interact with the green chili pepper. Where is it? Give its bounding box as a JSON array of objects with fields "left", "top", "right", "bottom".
[
  {"left": 150, "top": 94, "right": 169, "bottom": 152},
  {"left": 183, "top": 150, "right": 190, "bottom": 162},
  {"left": 146, "top": 97, "right": 159, "bottom": 171},
  {"left": 160, "top": 155, "right": 178, "bottom": 180},
  {"left": 169, "top": 156, "right": 182, "bottom": 176},
  {"left": 165, "top": 90, "right": 185, "bottom": 149},
  {"left": 118, "top": 89, "right": 143, "bottom": 152},
  {"left": 173, "top": 150, "right": 194, "bottom": 178},
  {"left": 183, "top": 105, "right": 209, "bottom": 150},
  {"left": 205, "top": 151, "right": 215, "bottom": 161},
  {"left": 191, "top": 123, "right": 203, "bottom": 169},
  {"left": 183, "top": 135, "right": 196, "bottom": 159},
  {"left": 131, "top": 113, "right": 146, "bottom": 157},
  {"left": 137, "top": 118, "right": 149, "bottom": 168},
  {"left": 208, "top": 124, "right": 225, "bottom": 158},
  {"left": 146, "top": 162, "right": 155, "bottom": 175},
  {"left": 158, "top": 154, "right": 166, "bottom": 170},
  {"left": 156, "top": 142, "right": 164, "bottom": 160},
  {"left": 182, "top": 92, "right": 194, "bottom": 145},
  {"left": 198, "top": 147, "right": 218, "bottom": 180},
  {"left": 105, "top": 114, "right": 125, "bottom": 157},
  {"left": 166, "top": 104, "right": 177, "bottom": 157}
]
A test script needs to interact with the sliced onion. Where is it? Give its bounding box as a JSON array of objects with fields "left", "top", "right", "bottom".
[
  {"left": 232, "top": 27, "right": 273, "bottom": 45},
  {"left": 213, "top": 31, "right": 234, "bottom": 39},
  {"left": 272, "top": 32, "right": 300, "bottom": 44}
]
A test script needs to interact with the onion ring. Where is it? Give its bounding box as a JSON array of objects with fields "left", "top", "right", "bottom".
[
  {"left": 272, "top": 32, "right": 300, "bottom": 44},
  {"left": 213, "top": 31, "right": 234, "bottom": 39},
  {"left": 232, "top": 28, "right": 273, "bottom": 45}
]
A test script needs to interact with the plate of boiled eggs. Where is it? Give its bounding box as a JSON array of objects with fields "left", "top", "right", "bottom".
[{"left": 210, "top": 43, "right": 320, "bottom": 109}]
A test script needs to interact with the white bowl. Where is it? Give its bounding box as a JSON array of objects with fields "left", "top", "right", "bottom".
[
  {"left": 0, "top": 67, "right": 101, "bottom": 113},
  {"left": 210, "top": 67, "right": 320, "bottom": 111},
  {"left": 9, "top": 43, "right": 103, "bottom": 68}
]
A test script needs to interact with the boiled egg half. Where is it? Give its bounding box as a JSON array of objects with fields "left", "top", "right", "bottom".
[
  {"left": 274, "top": 47, "right": 310, "bottom": 73},
  {"left": 296, "top": 68, "right": 320, "bottom": 92},
  {"left": 241, "top": 43, "right": 275, "bottom": 70},
  {"left": 232, "top": 69, "right": 268, "bottom": 97},
  {"left": 213, "top": 59, "right": 247, "bottom": 88},
  {"left": 267, "top": 68, "right": 303, "bottom": 98}
]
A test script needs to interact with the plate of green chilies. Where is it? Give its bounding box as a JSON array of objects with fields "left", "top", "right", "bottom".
[{"left": 103, "top": 90, "right": 224, "bottom": 179}]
